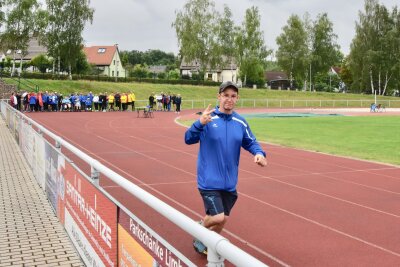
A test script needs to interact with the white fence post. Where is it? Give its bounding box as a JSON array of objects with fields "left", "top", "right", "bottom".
[{"left": 91, "top": 165, "right": 100, "bottom": 187}]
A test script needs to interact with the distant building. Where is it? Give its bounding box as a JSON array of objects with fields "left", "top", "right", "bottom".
[
  {"left": 180, "top": 58, "right": 239, "bottom": 84},
  {"left": 149, "top": 65, "right": 167, "bottom": 74},
  {"left": 83, "top": 45, "right": 126, "bottom": 78},
  {"left": 265, "top": 71, "right": 292, "bottom": 90},
  {"left": 2, "top": 37, "right": 47, "bottom": 62},
  {"left": 1, "top": 37, "right": 48, "bottom": 72}
]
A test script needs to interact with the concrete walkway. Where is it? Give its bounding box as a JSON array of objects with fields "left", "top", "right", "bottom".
[{"left": 0, "top": 118, "right": 84, "bottom": 266}]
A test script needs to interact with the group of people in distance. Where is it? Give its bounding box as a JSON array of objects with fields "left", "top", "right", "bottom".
[
  {"left": 9, "top": 91, "right": 136, "bottom": 112},
  {"left": 148, "top": 92, "right": 182, "bottom": 114}
]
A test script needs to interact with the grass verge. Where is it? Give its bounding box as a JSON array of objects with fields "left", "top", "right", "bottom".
[{"left": 180, "top": 116, "right": 400, "bottom": 166}]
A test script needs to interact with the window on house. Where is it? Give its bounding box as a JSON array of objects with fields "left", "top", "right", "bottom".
[
  {"left": 117, "top": 71, "right": 119, "bottom": 77},
  {"left": 207, "top": 73, "right": 212, "bottom": 80},
  {"left": 113, "top": 60, "right": 115, "bottom": 65},
  {"left": 97, "top": 48, "right": 106, "bottom": 53},
  {"left": 112, "top": 71, "right": 114, "bottom": 76}
]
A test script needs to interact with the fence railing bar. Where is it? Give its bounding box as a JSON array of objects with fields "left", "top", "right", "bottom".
[{"left": 0, "top": 100, "right": 268, "bottom": 267}]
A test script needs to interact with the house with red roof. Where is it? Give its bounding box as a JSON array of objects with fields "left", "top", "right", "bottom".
[{"left": 83, "top": 44, "right": 126, "bottom": 78}]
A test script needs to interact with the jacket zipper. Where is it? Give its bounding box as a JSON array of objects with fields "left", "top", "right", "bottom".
[{"left": 225, "top": 117, "right": 228, "bottom": 189}]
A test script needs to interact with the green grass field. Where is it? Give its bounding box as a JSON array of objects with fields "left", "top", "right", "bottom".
[
  {"left": 249, "top": 116, "right": 400, "bottom": 165},
  {"left": 5, "top": 78, "right": 399, "bottom": 99},
  {"left": 5, "top": 78, "right": 400, "bottom": 165},
  {"left": 181, "top": 116, "right": 400, "bottom": 166}
]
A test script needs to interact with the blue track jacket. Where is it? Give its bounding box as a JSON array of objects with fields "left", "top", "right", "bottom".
[{"left": 185, "top": 107, "right": 266, "bottom": 191}]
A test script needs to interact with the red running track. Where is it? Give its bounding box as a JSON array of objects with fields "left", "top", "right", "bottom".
[{"left": 28, "top": 109, "right": 400, "bottom": 267}]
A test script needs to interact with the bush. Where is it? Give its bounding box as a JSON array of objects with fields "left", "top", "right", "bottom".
[
  {"left": 14, "top": 70, "right": 221, "bottom": 87},
  {"left": 157, "top": 72, "right": 166, "bottom": 79},
  {"left": 167, "top": 69, "right": 180, "bottom": 80},
  {"left": 181, "top": 74, "right": 191, "bottom": 80}
]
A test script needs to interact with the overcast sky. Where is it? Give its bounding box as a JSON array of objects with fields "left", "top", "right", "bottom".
[{"left": 82, "top": 0, "right": 398, "bottom": 56}]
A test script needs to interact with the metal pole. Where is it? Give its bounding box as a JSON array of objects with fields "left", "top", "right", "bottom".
[{"left": 309, "top": 63, "right": 312, "bottom": 91}]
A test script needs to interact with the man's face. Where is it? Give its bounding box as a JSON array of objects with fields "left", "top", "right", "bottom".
[{"left": 218, "top": 87, "right": 239, "bottom": 114}]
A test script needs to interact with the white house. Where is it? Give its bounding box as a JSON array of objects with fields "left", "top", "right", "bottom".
[
  {"left": 83, "top": 44, "right": 126, "bottom": 78},
  {"left": 180, "top": 58, "right": 239, "bottom": 84}
]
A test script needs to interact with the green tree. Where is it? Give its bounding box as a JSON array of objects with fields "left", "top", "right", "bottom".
[
  {"left": 72, "top": 50, "right": 90, "bottom": 75},
  {"left": 143, "top": 49, "right": 176, "bottom": 66},
  {"left": 235, "top": 6, "right": 270, "bottom": 87},
  {"left": 120, "top": 49, "right": 177, "bottom": 68},
  {"left": 0, "top": 57, "right": 12, "bottom": 69},
  {"left": 131, "top": 64, "right": 149, "bottom": 79},
  {"left": 173, "top": 0, "right": 219, "bottom": 75},
  {"left": 0, "top": 1, "right": 5, "bottom": 29},
  {"left": 167, "top": 69, "right": 180, "bottom": 80},
  {"left": 340, "top": 56, "right": 353, "bottom": 90},
  {"left": 349, "top": 0, "right": 399, "bottom": 95},
  {"left": 31, "top": 54, "right": 51, "bottom": 73},
  {"left": 276, "top": 14, "right": 309, "bottom": 89},
  {"left": 310, "top": 13, "right": 341, "bottom": 85},
  {"left": 42, "top": 0, "right": 63, "bottom": 76},
  {"left": 0, "top": 0, "right": 44, "bottom": 76},
  {"left": 314, "top": 71, "right": 341, "bottom": 92},
  {"left": 121, "top": 50, "right": 143, "bottom": 66},
  {"left": 215, "top": 5, "right": 235, "bottom": 74},
  {"left": 47, "top": 0, "right": 93, "bottom": 79},
  {"left": 157, "top": 72, "right": 166, "bottom": 79}
]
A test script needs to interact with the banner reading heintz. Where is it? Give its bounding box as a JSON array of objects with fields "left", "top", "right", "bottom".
[
  {"left": 63, "top": 161, "right": 118, "bottom": 267},
  {"left": 119, "top": 209, "right": 193, "bottom": 267}
]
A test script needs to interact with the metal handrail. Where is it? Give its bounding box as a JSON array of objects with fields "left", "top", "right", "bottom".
[
  {"left": 0, "top": 100, "right": 268, "bottom": 267},
  {"left": 0, "top": 72, "right": 39, "bottom": 92}
]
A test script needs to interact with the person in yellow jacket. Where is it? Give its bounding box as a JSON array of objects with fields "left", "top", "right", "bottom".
[
  {"left": 120, "top": 93, "right": 128, "bottom": 111},
  {"left": 128, "top": 91, "right": 136, "bottom": 111},
  {"left": 108, "top": 93, "right": 115, "bottom": 111}
]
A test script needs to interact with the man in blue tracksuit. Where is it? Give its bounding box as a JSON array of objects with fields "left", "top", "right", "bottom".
[{"left": 185, "top": 81, "right": 267, "bottom": 255}]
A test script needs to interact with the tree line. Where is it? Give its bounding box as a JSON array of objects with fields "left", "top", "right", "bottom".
[
  {"left": 0, "top": 0, "right": 93, "bottom": 79},
  {"left": 174, "top": 0, "right": 399, "bottom": 95},
  {"left": 0, "top": 0, "right": 399, "bottom": 95},
  {"left": 347, "top": 0, "right": 400, "bottom": 95},
  {"left": 173, "top": 0, "right": 270, "bottom": 87}
]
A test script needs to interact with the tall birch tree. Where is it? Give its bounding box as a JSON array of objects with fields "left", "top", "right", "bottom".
[
  {"left": 173, "top": 0, "right": 219, "bottom": 77},
  {"left": 349, "top": 0, "right": 399, "bottom": 94},
  {"left": 58, "top": 0, "right": 94, "bottom": 79}
]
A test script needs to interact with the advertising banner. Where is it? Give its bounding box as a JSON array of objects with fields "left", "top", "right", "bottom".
[
  {"left": 64, "top": 161, "right": 118, "bottom": 267},
  {"left": 65, "top": 208, "right": 106, "bottom": 267},
  {"left": 5, "top": 107, "right": 10, "bottom": 128},
  {"left": 8, "top": 109, "right": 14, "bottom": 132},
  {"left": 57, "top": 156, "right": 66, "bottom": 225},
  {"left": 118, "top": 210, "right": 192, "bottom": 267},
  {"left": 14, "top": 114, "right": 20, "bottom": 143},
  {"left": 19, "top": 121, "right": 34, "bottom": 170},
  {"left": 33, "top": 132, "right": 46, "bottom": 189},
  {"left": 45, "top": 141, "right": 60, "bottom": 210},
  {"left": 0, "top": 101, "right": 6, "bottom": 117}
]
